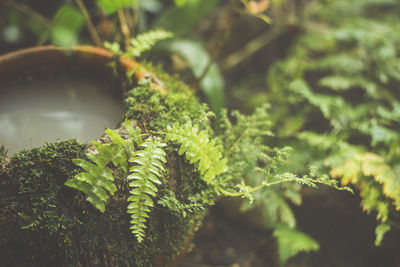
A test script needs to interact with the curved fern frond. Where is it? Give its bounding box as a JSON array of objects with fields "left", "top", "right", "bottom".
[
  {"left": 127, "top": 137, "right": 166, "bottom": 243},
  {"left": 65, "top": 152, "right": 118, "bottom": 213},
  {"left": 65, "top": 126, "right": 132, "bottom": 213},
  {"left": 165, "top": 121, "right": 228, "bottom": 184},
  {"left": 125, "top": 29, "right": 174, "bottom": 58}
]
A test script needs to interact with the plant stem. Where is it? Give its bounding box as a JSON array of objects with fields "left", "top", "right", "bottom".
[
  {"left": 118, "top": 10, "right": 131, "bottom": 49},
  {"left": 220, "top": 24, "right": 286, "bottom": 71},
  {"left": 225, "top": 128, "right": 248, "bottom": 157},
  {"left": 1, "top": 0, "right": 51, "bottom": 27},
  {"left": 75, "top": 0, "right": 102, "bottom": 46}
]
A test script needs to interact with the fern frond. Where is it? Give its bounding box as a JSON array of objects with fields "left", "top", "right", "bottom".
[
  {"left": 330, "top": 152, "right": 400, "bottom": 222},
  {"left": 125, "top": 29, "right": 173, "bottom": 58},
  {"left": 158, "top": 190, "right": 204, "bottom": 217},
  {"left": 65, "top": 157, "right": 117, "bottom": 213},
  {"left": 273, "top": 226, "right": 319, "bottom": 265},
  {"left": 65, "top": 122, "right": 140, "bottom": 213},
  {"left": 165, "top": 121, "right": 228, "bottom": 184},
  {"left": 127, "top": 137, "right": 166, "bottom": 243}
]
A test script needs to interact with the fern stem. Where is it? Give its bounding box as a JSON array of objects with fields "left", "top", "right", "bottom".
[{"left": 225, "top": 128, "right": 249, "bottom": 157}]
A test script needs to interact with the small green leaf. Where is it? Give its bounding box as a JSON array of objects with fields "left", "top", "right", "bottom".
[
  {"left": 97, "top": 0, "right": 137, "bottom": 14},
  {"left": 273, "top": 226, "right": 319, "bottom": 265},
  {"left": 72, "top": 159, "right": 101, "bottom": 174},
  {"left": 64, "top": 179, "right": 91, "bottom": 194},
  {"left": 375, "top": 223, "right": 391, "bottom": 246},
  {"left": 162, "top": 39, "right": 225, "bottom": 112},
  {"left": 86, "top": 193, "right": 106, "bottom": 213},
  {"left": 51, "top": 5, "right": 85, "bottom": 47},
  {"left": 105, "top": 128, "right": 126, "bottom": 146}
]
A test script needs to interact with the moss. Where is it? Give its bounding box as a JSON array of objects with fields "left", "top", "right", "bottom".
[
  {"left": 124, "top": 62, "right": 212, "bottom": 132},
  {"left": 0, "top": 66, "right": 213, "bottom": 266}
]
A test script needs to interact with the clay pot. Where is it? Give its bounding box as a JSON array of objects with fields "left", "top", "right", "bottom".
[
  {"left": 0, "top": 46, "right": 142, "bottom": 154},
  {"left": 0, "top": 46, "right": 202, "bottom": 267}
]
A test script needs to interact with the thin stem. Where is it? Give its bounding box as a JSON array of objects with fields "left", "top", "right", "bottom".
[
  {"left": 130, "top": 2, "right": 139, "bottom": 37},
  {"left": 220, "top": 24, "right": 286, "bottom": 71},
  {"left": 1, "top": 0, "right": 51, "bottom": 27},
  {"left": 75, "top": 0, "right": 102, "bottom": 46},
  {"left": 216, "top": 177, "right": 302, "bottom": 198},
  {"left": 118, "top": 10, "right": 131, "bottom": 49},
  {"left": 196, "top": 58, "right": 214, "bottom": 88},
  {"left": 224, "top": 128, "right": 248, "bottom": 157}
]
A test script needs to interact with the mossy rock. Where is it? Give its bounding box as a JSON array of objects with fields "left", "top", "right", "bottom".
[{"left": 0, "top": 61, "right": 213, "bottom": 266}]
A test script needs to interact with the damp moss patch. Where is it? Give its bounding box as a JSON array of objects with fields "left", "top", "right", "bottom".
[{"left": 0, "top": 64, "right": 213, "bottom": 266}]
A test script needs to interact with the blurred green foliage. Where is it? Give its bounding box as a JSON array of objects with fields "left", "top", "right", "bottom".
[
  {"left": 51, "top": 5, "right": 85, "bottom": 46},
  {"left": 266, "top": 0, "right": 400, "bottom": 245}
]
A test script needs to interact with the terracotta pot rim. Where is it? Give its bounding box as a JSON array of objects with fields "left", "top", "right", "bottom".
[{"left": 0, "top": 45, "right": 146, "bottom": 84}]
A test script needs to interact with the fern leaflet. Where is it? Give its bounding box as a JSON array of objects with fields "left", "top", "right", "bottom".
[
  {"left": 165, "top": 121, "right": 228, "bottom": 184},
  {"left": 127, "top": 137, "right": 166, "bottom": 243},
  {"left": 105, "top": 29, "right": 173, "bottom": 59},
  {"left": 65, "top": 120, "right": 139, "bottom": 213},
  {"left": 64, "top": 138, "right": 122, "bottom": 212}
]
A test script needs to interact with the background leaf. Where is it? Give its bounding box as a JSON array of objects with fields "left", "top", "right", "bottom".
[
  {"left": 152, "top": 0, "right": 219, "bottom": 36},
  {"left": 162, "top": 39, "right": 225, "bottom": 112},
  {"left": 97, "top": 0, "right": 137, "bottom": 14},
  {"left": 273, "top": 226, "right": 319, "bottom": 265},
  {"left": 51, "top": 5, "right": 85, "bottom": 47}
]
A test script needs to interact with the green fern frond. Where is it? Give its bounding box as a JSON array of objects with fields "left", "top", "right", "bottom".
[
  {"left": 158, "top": 190, "right": 204, "bottom": 217},
  {"left": 125, "top": 29, "right": 173, "bottom": 58},
  {"left": 375, "top": 223, "right": 391, "bottom": 246},
  {"left": 65, "top": 153, "right": 118, "bottom": 213},
  {"left": 65, "top": 121, "right": 140, "bottom": 213},
  {"left": 165, "top": 121, "right": 228, "bottom": 184},
  {"left": 273, "top": 226, "right": 319, "bottom": 265},
  {"left": 104, "top": 29, "right": 173, "bottom": 58},
  {"left": 127, "top": 137, "right": 166, "bottom": 243}
]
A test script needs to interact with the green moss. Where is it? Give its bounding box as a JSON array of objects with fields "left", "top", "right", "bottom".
[
  {"left": 124, "top": 62, "right": 212, "bottom": 132},
  {"left": 0, "top": 66, "right": 212, "bottom": 266}
]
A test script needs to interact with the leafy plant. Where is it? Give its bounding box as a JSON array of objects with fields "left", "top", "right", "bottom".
[
  {"left": 266, "top": 0, "right": 400, "bottom": 245},
  {"left": 105, "top": 29, "right": 174, "bottom": 58},
  {"left": 165, "top": 121, "right": 227, "bottom": 184},
  {"left": 127, "top": 136, "right": 166, "bottom": 242},
  {"left": 50, "top": 5, "right": 85, "bottom": 47},
  {"left": 213, "top": 104, "right": 351, "bottom": 263},
  {"left": 273, "top": 225, "right": 319, "bottom": 265},
  {"left": 64, "top": 128, "right": 126, "bottom": 212},
  {"left": 66, "top": 103, "right": 350, "bottom": 245},
  {"left": 162, "top": 39, "right": 226, "bottom": 112},
  {"left": 65, "top": 120, "right": 158, "bottom": 242}
]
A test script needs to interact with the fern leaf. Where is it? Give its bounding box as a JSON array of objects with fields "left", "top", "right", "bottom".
[
  {"left": 165, "top": 121, "right": 227, "bottom": 184},
  {"left": 65, "top": 127, "right": 130, "bottom": 213},
  {"left": 65, "top": 158, "right": 117, "bottom": 213},
  {"left": 375, "top": 223, "right": 391, "bottom": 246},
  {"left": 273, "top": 226, "right": 319, "bottom": 265},
  {"left": 127, "top": 137, "right": 166, "bottom": 243},
  {"left": 125, "top": 29, "right": 173, "bottom": 58}
]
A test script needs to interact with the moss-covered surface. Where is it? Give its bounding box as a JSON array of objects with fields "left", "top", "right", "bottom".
[{"left": 0, "top": 64, "right": 213, "bottom": 266}]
